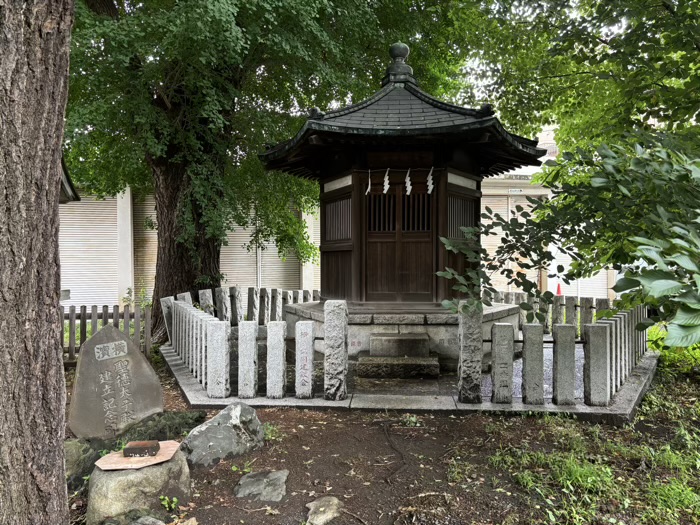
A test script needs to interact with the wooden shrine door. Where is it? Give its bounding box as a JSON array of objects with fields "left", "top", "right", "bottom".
[{"left": 365, "top": 181, "right": 434, "bottom": 301}]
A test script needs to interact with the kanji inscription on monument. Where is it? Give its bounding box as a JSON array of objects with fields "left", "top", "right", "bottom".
[
  {"left": 69, "top": 325, "right": 163, "bottom": 439},
  {"left": 94, "top": 340, "right": 127, "bottom": 361}
]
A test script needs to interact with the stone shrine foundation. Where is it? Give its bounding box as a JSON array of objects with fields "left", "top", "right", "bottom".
[{"left": 284, "top": 302, "right": 520, "bottom": 372}]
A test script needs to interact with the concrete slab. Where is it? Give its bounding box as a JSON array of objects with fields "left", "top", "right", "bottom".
[
  {"left": 161, "top": 344, "right": 659, "bottom": 426},
  {"left": 351, "top": 394, "right": 457, "bottom": 411}
]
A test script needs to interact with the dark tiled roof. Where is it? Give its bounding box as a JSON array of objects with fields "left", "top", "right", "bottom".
[
  {"left": 259, "top": 43, "right": 546, "bottom": 177},
  {"left": 318, "top": 83, "right": 488, "bottom": 130}
]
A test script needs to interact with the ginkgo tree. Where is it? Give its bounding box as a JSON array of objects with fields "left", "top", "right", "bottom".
[{"left": 66, "top": 0, "right": 474, "bottom": 332}]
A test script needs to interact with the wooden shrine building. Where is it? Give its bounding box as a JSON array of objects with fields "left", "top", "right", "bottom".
[{"left": 261, "top": 43, "right": 545, "bottom": 304}]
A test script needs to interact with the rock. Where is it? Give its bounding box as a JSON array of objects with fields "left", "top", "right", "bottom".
[
  {"left": 65, "top": 439, "right": 102, "bottom": 491},
  {"left": 306, "top": 496, "right": 344, "bottom": 525},
  {"left": 85, "top": 450, "right": 190, "bottom": 525},
  {"left": 180, "top": 402, "right": 264, "bottom": 467},
  {"left": 234, "top": 470, "right": 288, "bottom": 502},
  {"left": 117, "top": 410, "right": 207, "bottom": 443},
  {"left": 131, "top": 517, "right": 166, "bottom": 525}
]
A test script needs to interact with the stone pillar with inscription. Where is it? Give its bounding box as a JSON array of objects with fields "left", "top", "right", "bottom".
[{"left": 296, "top": 321, "right": 315, "bottom": 399}]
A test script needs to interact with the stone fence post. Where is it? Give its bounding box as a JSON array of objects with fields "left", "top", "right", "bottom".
[
  {"left": 522, "top": 324, "right": 544, "bottom": 405},
  {"left": 160, "top": 296, "right": 174, "bottom": 343},
  {"left": 296, "top": 321, "right": 315, "bottom": 399},
  {"left": 214, "top": 286, "right": 231, "bottom": 323},
  {"left": 230, "top": 286, "right": 244, "bottom": 326},
  {"left": 266, "top": 321, "right": 287, "bottom": 399},
  {"left": 583, "top": 324, "right": 610, "bottom": 406},
  {"left": 324, "top": 300, "right": 348, "bottom": 401},
  {"left": 238, "top": 320, "right": 258, "bottom": 398},
  {"left": 176, "top": 291, "right": 193, "bottom": 305},
  {"left": 552, "top": 324, "right": 576, "bottom": 405},
  {"left": 457, "top": 301, "right": 482, "bottom": 403},
  {"left": 207, "top": 320, "right": 231, "bottom": 398},
  {"left": 491, "top": 323, "right": 514, "bottom": 403},
  {"left": 198, "top": 289, "right": 215, "bottom": 316}
]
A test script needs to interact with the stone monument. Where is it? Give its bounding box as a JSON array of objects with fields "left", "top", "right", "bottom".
[{"left": 69, "top": 325, "right": 163, "bottom": 439}]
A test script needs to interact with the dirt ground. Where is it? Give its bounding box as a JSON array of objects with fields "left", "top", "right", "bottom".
[
  {"left": 66, "top": 350, "right": 700, "bottom": 525},
  {"left": 184, "top": 409, "right": 523, "bottom": 525}
]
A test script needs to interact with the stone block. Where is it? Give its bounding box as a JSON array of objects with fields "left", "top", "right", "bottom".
[
  {"left": 424, "top": 325, "right": 460, "bottom": 359},
  {"left": 595, "top": 298, "right": 610, "bottom": 315},
  {"left": 491, "top": 323, "right": 515, "bottom": 403},
  {"left": 295, "top": 321, "right": 315, "bottom": 399},
  {"left": 584, "top": 324, "right": 611, "bottom": 406},
  {"left": 270, "top": 289, "right": 283, "bottom": 321},
  {"left": 230, "top": 286, "right": 244, "bottom": 326},
  {"left": 238, "top": 321, "right": 258, "bottom": 398},
  {"left": 356, "top": 356, "right": 440, "bottom": 378},
  {"left": 552, "top": 324, "right": 576, "bottom": 405},
  {"left": 580, "top": 297, "right": 594, "bottom": 329},
  {"left": 198, "top": 289, "right": 215, "bottom": 316},
  {"left": 348, "top": 314, "right": 373, "bottom": 324},
  {"left": 303, "top": 290, "right": 312, "bottom": 302},
  {"left": 266, "top": 321, "right": 287, "bottom": 399},
  {"left": 565, "top": 296, "right": 577, "bottom": 329},
  {"left": 247, "top": 287, "right": 260, "bottom": 325},
  {"left": 324, "top": 301, "right": 348, "bottom": 401},
  {"left": 347, "top": 324, "right": 397, "bottom": 355},
  {"left": 259, "top": 288, "right": 271, "bottom": 326},
  {"left": 425, "top": 314, "right": 459, "bottom": 325},
  {"left": 176, "top": 292, "right": 193, "bottom": 305},
  {"left": 596, "top": 319, "right": 616, "bottom": 397},
  {"left": 373, "top": 314, "right": 425, "bottom": 325},
  {"left": 282, "top": 290, "right": 292, "bottom": 319},
  {"left": 552, "top": 296, "right": 565, "bottom": 325},
  {"left": 312, "top": 289, "right": 321, "bottom": 301},
  {"left": 611, "top": 316, "right": 623, "bottom": 386},
  {"left": 398, "top": 324, "right": 427, "bottom": 334},
  {"left": 457, "top": 302, "right": 483, "bottom": 403},
  {"left": 522, "top": 324, "right": 544, "bottom": 405},
  {"left": 214, "top": 287, "right": 231, "bottom": 323},
  {"left": 370, "top": 333, "right": 429, "bottom": 357},
  {"left": 516, "top": 292, "right": 527, "bottom": 329}
]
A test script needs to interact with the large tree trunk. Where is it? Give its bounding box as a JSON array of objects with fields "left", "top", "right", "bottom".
[
  {"left": 150, "top": 160, "right": 222, "bottom": 340},
  {"left": 0, "top": 1, "right": 74, "bottom": 523}
]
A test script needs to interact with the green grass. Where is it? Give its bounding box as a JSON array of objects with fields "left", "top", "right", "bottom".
[{"left": 447, "top": 340, "right": 700, "bottom": 525}]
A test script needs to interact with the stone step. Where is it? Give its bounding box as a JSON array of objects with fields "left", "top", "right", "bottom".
[
  {"left": 356, "top": 356, "right": 440, "bottom": 379},
  {"left": 369, "top": 333, "right": 430, "bottom": 357}
]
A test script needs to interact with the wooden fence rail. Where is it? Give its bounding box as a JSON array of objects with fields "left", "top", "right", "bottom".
[{"left": 61, "top": 304, "right": 152, "bottom": 364}]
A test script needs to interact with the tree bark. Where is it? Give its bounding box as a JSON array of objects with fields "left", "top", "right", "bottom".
[
  {"left": 150, "top": 160, "right": 222, "bottom": 340},
  {"left": 0, "top": 1, "right": 74, "bottom": 523}
]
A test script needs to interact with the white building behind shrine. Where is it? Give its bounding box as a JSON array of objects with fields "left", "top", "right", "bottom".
[{"left": 59, "top": 128, "right": 614, "bottom": 307}]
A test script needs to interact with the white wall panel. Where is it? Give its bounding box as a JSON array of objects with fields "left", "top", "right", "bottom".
[{"left": 59, "top": 197, "right": 119, "bottom": 307}]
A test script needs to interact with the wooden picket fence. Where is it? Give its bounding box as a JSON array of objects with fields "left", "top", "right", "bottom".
[{"left": 61, "top": 304, "right": 152, "bottom": 365}]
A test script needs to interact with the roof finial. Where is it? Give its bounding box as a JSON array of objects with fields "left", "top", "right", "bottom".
[
  {"left": 382, "top": 42, "right": 416, "bottom": 86},
  {"left": 389, "top": 42, "right": 410, "bottom": 62}
]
